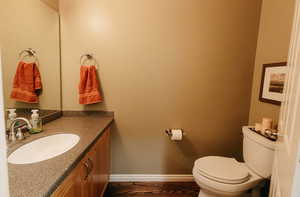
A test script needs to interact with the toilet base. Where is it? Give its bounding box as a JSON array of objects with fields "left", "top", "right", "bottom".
[
  {"left": 198, "top": 189, "right": 244, "bottom": 197},
  {"left": 198, "top": 190, "right": 220, "bottom": 197}
]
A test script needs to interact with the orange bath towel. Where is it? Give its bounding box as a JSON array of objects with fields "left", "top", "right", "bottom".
[
  {"left": 79, "top": 65, "right": 102, "bottom": 104},
  {"left": 10, "top": 61, "right": 42, "bottom": 103}
]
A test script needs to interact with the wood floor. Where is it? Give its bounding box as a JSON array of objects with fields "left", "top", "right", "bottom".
[{"left": 104, "top": 182, "right": 200, "bottom": 197}]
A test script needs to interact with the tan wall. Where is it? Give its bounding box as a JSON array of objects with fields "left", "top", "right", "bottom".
[
  {"left": 60, "top": 0, "right": 262, "bottom": 174},
  {"left": 0, "top": 0, "right": 61, "bottom": 110},
  {"left": 41, "top": 0, "right": 59, "bottom": 11},
  {"left": 249, "top": 0, "right": 295, "bottom": 126}
]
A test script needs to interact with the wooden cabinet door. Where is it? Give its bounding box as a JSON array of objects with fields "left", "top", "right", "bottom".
[
  {"left": 52, "top": 126, "right": 111, "bottom": 197},
  {"left": 94, "top": 127, "right": 111, "bottom": 197},
  {"left": 88, "top": 149, "right": 98, "bottom": 197},
  {"left": 80, "top": 149, "right": 97, "bottom": 197},
  {"left": 94, "top": 137, "right": 104, "bottom": 196},
  {"left": 103, "top": 129, "right": 110, "bottom": 187},
  {"left": 52, "top": 165, "right": 81, "bottom": 197}
]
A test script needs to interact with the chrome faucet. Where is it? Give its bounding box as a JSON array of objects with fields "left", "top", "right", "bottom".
[{"left": 8, "top": 117, "right": 32, "bottom": 142}]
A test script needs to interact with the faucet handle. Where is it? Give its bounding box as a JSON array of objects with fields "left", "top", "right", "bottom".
[
  {"left": 20, "top": 125, "right": 29, "bottom": 131},
  {"left": 16, "top": 128, "right": 24, "bottom": 140},
  {"left": 9, "top": 129, "right": 17, "bottom": 142}
]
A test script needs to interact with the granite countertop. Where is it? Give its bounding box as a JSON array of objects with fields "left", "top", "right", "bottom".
[{"left": 8, "top": 112, "right": 114, "bottom": 197}]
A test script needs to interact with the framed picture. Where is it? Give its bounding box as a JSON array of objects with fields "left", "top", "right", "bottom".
[{"left": 259, "top": 62, "right": 287, "bottom": 105}]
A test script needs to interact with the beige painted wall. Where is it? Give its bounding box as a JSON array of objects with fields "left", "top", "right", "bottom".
[
  {"left": 60, "top": 0, "right": 262, "bottom": 174},
  {"left": 0, "top": 0, "right": 61, "bottom": 110},
  {"left": 249, "top": 0, "right": 295, "bottom": 126},
  {"left": 41, "top": 0, "right": 59, "bottom": 11}
]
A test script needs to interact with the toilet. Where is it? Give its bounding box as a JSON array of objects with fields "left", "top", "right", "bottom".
[{"left": 193, "top": 126, "right": 275, "bottom": 197}]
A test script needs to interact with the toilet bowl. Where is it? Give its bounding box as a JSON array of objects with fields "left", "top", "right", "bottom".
[
  {"left": 193, "top": 127, "right": 276, "bottom": 197},
  {"left": 193, "top": 156, "right": 262, "bottom": 197}
]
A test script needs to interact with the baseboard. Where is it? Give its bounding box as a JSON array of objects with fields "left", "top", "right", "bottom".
[{"left": 109, "top": 174, "right": 194, "bottom": 182}]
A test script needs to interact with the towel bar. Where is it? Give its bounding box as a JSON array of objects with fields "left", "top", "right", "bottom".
[
  {"left": 19, "top": 48, "right": 36, "bottom": 59},
  {"left": 80, "top": 54, "right": 99, "bottom": 69}
]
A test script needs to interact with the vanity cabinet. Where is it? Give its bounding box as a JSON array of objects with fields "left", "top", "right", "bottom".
[{"left": 52, "top": 127, "right": 110, "bottom": 197}]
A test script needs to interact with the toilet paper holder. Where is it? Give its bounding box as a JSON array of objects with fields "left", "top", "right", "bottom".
[{"left": 165, "top": 129, "right": 185, "bottom": 136}]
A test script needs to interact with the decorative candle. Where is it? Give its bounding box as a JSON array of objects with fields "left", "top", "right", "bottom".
[
  {"left": 255, "top": 123, "right": 262, "bottom": 131},
  {"left": 262, "top": 118, "right": 273, "bottom": 131}
]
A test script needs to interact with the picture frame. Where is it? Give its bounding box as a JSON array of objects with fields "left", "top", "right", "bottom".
[{"left": 259, "top": 62, "right": 287, "bottom": 105}]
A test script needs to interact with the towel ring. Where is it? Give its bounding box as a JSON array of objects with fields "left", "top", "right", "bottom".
[
  {"left": 19, "top": 48, "right": 38, "bottom": 63},
  {"left": 80, "top": 54, "right": 99, "bottom": 69}
]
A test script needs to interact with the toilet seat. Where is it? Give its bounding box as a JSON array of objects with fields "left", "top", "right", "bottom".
[
  {"left": 193, "top": 156, "right": 264, "bottom": 196},
  {"left": 193, "top": 166, "right": 263, "bottom": 196},
  {"left": 194, "top": 156, "right": 250, "bottom": 184}
]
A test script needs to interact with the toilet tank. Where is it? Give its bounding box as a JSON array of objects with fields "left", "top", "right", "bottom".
[{"left": 242, "top": 126, "right": 276, "bottom": 178}]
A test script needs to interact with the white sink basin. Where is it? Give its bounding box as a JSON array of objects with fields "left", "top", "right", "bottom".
[{"left": 8, "top": 134, "right": 80, "bottom": 164}]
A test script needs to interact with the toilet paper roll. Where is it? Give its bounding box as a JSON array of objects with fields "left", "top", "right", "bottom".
[{"left": 171, "top": 129, "right": 183, "bottom": 141}]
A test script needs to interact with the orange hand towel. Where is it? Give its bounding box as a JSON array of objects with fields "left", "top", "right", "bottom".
[
  {"left": 79, "top": 65, "right": 103, "bottom": 104},
  {"left": 10, "top": 61, "right": 42, "bottom": 103}
]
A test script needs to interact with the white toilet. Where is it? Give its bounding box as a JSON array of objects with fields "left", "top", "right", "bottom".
[{"left": 193, "top": 126, "right": 275, "bottom": 197}]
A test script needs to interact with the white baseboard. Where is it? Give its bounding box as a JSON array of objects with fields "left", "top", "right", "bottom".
[{"left": 109, "top": 174, "right": 194, "bottom": 182}]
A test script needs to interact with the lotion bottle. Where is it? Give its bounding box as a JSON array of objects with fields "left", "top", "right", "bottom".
[
  {"left": 30, "top": 109, "right": 42, "bottom": 134},
  {"left": 7, "top": 109, "right": 17, "bottom": 128}
]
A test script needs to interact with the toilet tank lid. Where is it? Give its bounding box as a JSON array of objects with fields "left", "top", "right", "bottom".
[{"left": 242, "top": 126, "right": 276, "bottom": 150}]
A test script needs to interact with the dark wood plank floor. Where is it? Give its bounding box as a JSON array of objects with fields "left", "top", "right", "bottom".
[{"left": 104, "top": 182, "right": 200, "bottom": 197}]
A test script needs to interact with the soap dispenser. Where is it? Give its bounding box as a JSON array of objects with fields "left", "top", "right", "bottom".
[
  {"left": 7, "top": 109, "right": 17, "bottom": 128},
  {"left": 29, "top": 109, "right": 42, "bottom": 134}
]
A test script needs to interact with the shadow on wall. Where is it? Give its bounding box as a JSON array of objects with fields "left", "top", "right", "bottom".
[
  {"left": 162, "top": 130, "right": 243, "bottom": 174},
  {"left": 111, "top": 121, "right": 201, "bottom": 174},
  {"left": 110, "top": 122, "right": 244, "bottom": 174},
  {"left": 162, "top": 135, "right": 199, "bottom": 174},
  {"left": 110, "top": 121, "right": 133, "bottom": 174}
]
